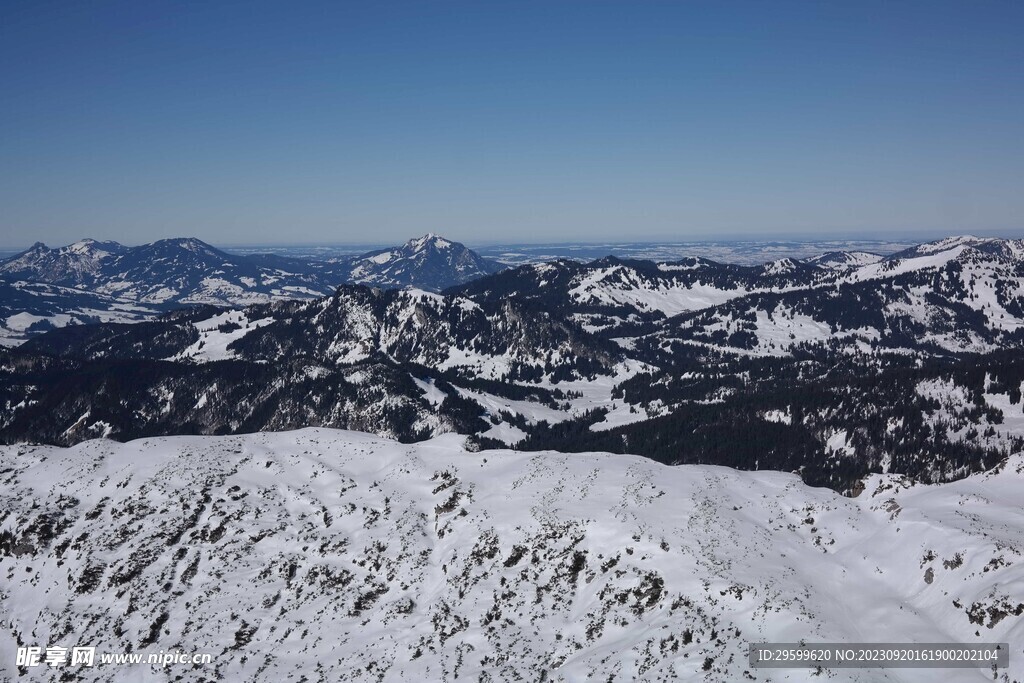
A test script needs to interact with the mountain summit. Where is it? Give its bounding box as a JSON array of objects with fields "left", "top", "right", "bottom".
[{"left": 344, "top": 234, "right": 504, "bottom": 291}]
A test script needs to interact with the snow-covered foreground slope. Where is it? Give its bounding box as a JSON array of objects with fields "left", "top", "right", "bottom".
[{"left": 1, "top": 430, "right": 1022, "bottom": 682}]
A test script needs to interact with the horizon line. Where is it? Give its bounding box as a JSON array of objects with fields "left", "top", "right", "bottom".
[{"left": 3, "top": 228, "right": 1024, "bottom": 253}]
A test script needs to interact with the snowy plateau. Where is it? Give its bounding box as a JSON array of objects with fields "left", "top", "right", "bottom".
[{"left": 1, "top": 429, "right": 1023, "bottom": 682}]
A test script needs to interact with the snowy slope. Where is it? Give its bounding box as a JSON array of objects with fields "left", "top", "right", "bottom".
[
  {"left": 804, "top": 250, "right": 884, "bottom": 271},
  {"left": 651, "top": 237, "right": 1024, "bottom": 357},
  {"left": 567, "top": 263, "right": 750, "bottom": 316},
  {"left": 0, "top": 429, "right": 1021, "bottom": 682}
]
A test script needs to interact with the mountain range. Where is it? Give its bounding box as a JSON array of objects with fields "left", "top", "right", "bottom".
[
  {"left": 4, "top": 234, "right": 1024, "bottom": 493},
  {"left": 0, "top": 234, "right": 503, "bottom": 345},
  {"left": 3, "top": 233, "right": 1024, "bottom": 680}
]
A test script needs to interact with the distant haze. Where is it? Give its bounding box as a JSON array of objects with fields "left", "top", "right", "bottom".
[{"left": 2, "top": 1, "right": 1022, "bottom": 247}]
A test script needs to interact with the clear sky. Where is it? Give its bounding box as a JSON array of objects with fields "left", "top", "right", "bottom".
[{"left": 1, "top": 0, "right": 1022, "bottom": 248}]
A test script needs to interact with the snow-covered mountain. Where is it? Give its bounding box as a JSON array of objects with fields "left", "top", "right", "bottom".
[
  {"left": 7, "top": 234, "right": 1024, "bottom": 492},
  {"left": 0, "top": 285, "right": 625, "bottom": 449},
  {"left": 15, "top": 284, "right": 619, "bottom": 381},
  {"left": 655, "top": 237, "right": 1024, "bottom": 357},
  {"left": 343, "top": 233, "right": 504, "bottom": 291},
  {"left": 803, "top": 250, "right": 883, "bottom": 271},
  {"left": 449, "top": 255, "right": 828, "bottom": 341},
  {"left": 1, "top": 429, "right": 1021, "bottom": 682},
  {"left": 0, "top": 239, "right": 128, "bottom": 285},
  {"left": 0, "top": 235, "right": 502, "bottom": 344},
  {"left": 0, "top": 234, "right": 502, "bottom": 308},
  {"left": 450, "top": 235, "right": 1024, "bottom": 357},
  {"left": 2, "top": 233, "right": 1014, "bottom": 349},
  {"left": 0, "top": 237, "right": 340, "bottom": 307},
  {"left": 87, "top": 237, "right": 339, "bottom": 305},
  {"left": 885, "top": 235, "right": 1020, "bottom": 260},
  {"left": 453, "top": 236, "right": 1024, "bottom": 352}
]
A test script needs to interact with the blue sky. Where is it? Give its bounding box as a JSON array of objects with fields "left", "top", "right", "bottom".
[{"left": 1, "top": 0, "right": 1022, "bottom": 247}]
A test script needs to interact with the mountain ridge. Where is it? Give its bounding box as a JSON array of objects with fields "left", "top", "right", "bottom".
[
  {"left": 5, "top": 234, "right": 1024, "bottom": 493},
  {"left": 0, "top": 234, "right": 502, "bottom": 345}
]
